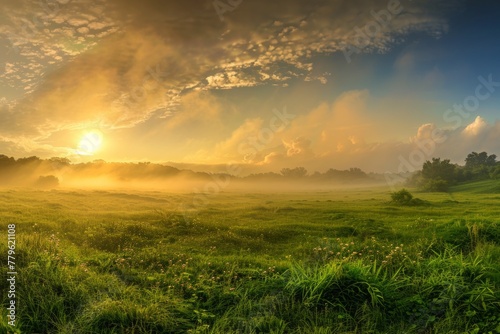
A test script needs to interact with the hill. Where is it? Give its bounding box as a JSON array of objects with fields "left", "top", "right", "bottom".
[{"left": 450, "top": 179, "right": 500, "bottom": 194}]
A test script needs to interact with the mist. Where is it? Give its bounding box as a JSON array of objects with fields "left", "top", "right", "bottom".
[{"left": 0, "top": 155, "right": 389, "bottom": 192}]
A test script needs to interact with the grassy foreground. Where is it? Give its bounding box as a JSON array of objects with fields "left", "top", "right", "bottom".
[{"left": 1, "top": 182, "right": 500, "bottom": 333}]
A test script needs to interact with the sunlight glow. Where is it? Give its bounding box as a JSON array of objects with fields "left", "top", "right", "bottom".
[{"left": 77, "top": 130, "right": 103, "bottom": 156}]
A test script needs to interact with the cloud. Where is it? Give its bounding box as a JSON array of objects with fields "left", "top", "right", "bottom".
[
  {"left": 395, "top": 117, "right": 500, "bottom": 172},
  {"left": 0, "top": 0, "right": 465, "bottom": 159},
  {"left": 4, "top": 0, "right": 460, "bottom": 97},
  {"left": 207, "top": 103, "right": 500, "bottom": 173},
  {"left": 0, "top": 0, "right": 117, "bottom": 94},
  {"left": 164, "top": 91, "right": 223, "bottom": 129},
  {"left": 281, "top": 89, "right": 373, "bottom": 154},
  {"left": 283, "top": 137, "right": 313, "bottom": 157},
  {"left": 214, "top": 118, "right": 265, "bottom": 161},
  {"left": 0, "top": 31, "right": 179, "bottom": 137},
  {"left": 462, "top": 116, "right": 488, "bottom": 137},
  {"left": 411, "top": 123, "right": 446, "bottom": 143},
  {"left": 208, "top": 89, "right": 374, "bottom": 167}
]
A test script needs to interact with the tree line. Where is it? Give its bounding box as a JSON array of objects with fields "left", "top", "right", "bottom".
[
  {"left": 0, "top": 154, "right": 372, "bottom": 187},
  {"left": 408, "top": 151, "right": 500, "bottom": 191}
]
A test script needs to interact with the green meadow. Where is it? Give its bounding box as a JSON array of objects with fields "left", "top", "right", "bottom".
[{"left": 1, "top": 182, "right": 500, "bottom": 333}]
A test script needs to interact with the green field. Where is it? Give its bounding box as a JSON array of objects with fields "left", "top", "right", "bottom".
[{"left": 1, "top": 182, "right": 500, "bottom": 333}]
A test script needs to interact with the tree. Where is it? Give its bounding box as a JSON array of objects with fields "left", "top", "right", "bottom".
[
  {"left": 280, "top": 167, "right": 308, "bottom": 178},
  {"left": 422, "top": 158, "right": 456, "bottom": 182},
  {"left": 420, "top": 158, "right": 457, "bottom": 192},
  {"left": 48, "top": 157, "right": 71, "bottom": 166},
  {"left": 490, "top": 166, "right": 500, "bottom": 180},
  {"left": 348, "top": 168, "right": 367, "bottom": 178},
  {"left": 464, "top": 152, "right": 497, "bottom": 180},
  {"left": 0, "top": 154, "right": 15, "bottom": 168},
  {"left": 465, "top": 151, "right": 497, "bottom": 169},
  {"left": 323, "top": 168, "right": 367, "bottom": 180},
  {"left": 424, "top": 179, "right": 450, "bottom": 192},
  {"left": 17, "top": 156, "right": 41, "bottom": 164}
]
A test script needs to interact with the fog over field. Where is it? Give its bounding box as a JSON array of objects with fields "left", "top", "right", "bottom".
[
  {"left": 0, "top": 154, "right": 389, "bottom": 192},
  {"left": 1, "top": 0, "right": 500, "bottom": 332}
]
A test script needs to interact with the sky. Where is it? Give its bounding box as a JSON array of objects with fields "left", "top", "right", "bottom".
[{"left": 0, "top": 0, "right": 499, "bottom": 174}]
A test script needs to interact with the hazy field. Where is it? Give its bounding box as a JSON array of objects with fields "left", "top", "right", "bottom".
[{"left": 1, "top": 182, "right": 500, "bottom": 333}]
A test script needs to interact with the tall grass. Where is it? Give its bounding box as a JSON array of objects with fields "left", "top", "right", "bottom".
[{"left": 0, "top": 187, "right": 499, "bottom": 333}]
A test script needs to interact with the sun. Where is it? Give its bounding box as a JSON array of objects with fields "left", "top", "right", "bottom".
[{"left": 77, "top": 130, "right": 103, "bottom": 156}]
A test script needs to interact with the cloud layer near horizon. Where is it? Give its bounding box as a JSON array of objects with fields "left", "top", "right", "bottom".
[{"left": 2, "top": 0, "right": 498, "bottom": 173}]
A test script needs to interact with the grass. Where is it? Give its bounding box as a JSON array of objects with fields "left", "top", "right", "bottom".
[{"left": 0, "top": 181, "right": 500, "bottom": 333}]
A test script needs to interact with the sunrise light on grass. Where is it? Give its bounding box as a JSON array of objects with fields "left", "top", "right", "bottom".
[{"left": 1, "top": 0, "right": 499, "bottom": 333}]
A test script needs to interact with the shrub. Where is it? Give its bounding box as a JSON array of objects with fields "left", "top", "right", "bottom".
[
  {"left": 490, "top": 166, "right": 500, "bottom": 180},
  {"left": 34, "top": 175, "right": 59, "bottom": 189},
  {"left": 390, "top": 189, "right": 428, "bottom": 206},
  {"left": 423, "top": 179, "right": 449, "bottom": 192},
  {"left": 390, "top": 189, "right": 413, "bottom": 205}
]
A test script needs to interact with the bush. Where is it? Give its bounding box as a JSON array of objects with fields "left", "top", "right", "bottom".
[
  {"left": 490, "top": 166, "right": 500, "bottom": 180},
  {"left": 423, "top": 179, "right": 449, "bottom": 192},
  {"left": 34, "top": 175, "right": 59, "bottom": 189},
  {"left": 390, "top": 189, "right": 428, "bottom": 206},
  {"left": 391, "top": 189, "right": 413, "bottom": 205}
]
